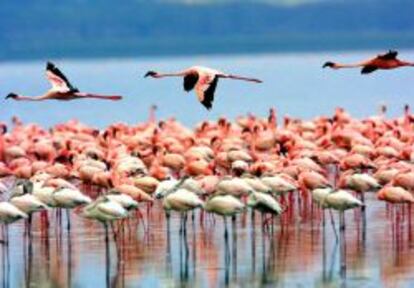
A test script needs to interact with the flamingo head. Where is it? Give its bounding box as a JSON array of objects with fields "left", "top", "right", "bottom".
[
  {"left": 144, "top": 71, "right": 159, "bottom": 78},
  {"left": 322, "top": 62, "right": 336, "bottom": 69},
  {"left": 5, "top": 93, "right": 18, "bottom": 99}
]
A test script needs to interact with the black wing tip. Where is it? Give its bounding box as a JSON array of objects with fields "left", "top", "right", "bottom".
[
  {"left": 201, "top": 100, "right": 212, "bottom": 110},
  {"left": 361, "top": 65, "right": 378, "bottom": 74}
]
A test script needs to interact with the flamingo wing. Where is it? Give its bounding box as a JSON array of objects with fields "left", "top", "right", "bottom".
[
  {"left": 195, "top": 74, "right": 219, "bottom": 110},
  {"left": 377, "top": 50, "right": 398, "bottom": 60},
  {"left": 361, "top": 65, "right": 378, "bottom": 74},
  {"left": 46, "top": 62, "right": 78, "bottom": 93},
  {"left": 183, "top": 71, "right": 199, "bottom": 92}
]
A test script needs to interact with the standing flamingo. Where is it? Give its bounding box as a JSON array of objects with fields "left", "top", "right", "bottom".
[
  {"left": 6, "top": 62, "right": 123, "bottom": 101},
  {"left": 204, "top": 195, "right": 245, "bottom": 239},
  {"left": 323, "top": 50, "right": 414, "bottom": 74},
  {"left": 0, "top": 202, "right": 28, "bottom": 243},
  {"left": 144, "top": 66, "right": 262, "bottom": 110}
]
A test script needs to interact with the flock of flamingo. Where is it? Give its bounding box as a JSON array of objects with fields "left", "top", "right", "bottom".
[{"left": 1, "top": 49, "right": 414, "bottom": 280}]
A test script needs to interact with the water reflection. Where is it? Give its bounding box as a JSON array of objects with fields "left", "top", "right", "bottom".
[{"left": 1, "top": 192, "right": 414, "bottom": 286}]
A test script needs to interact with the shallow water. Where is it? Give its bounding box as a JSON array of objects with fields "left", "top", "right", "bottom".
[
  {"left": 0, "top": 187, "right": 413, "bottom": 288},
  {"left": 0, "top": 50, "right": 414, "bottom": 128}
]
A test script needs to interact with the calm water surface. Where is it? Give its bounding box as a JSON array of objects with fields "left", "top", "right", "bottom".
[
  {"left": 0, "top": 50, "right": 413, "bottom": 128},
  {"left": 0, "top": 184, "right": 413, "bottom": 288}
]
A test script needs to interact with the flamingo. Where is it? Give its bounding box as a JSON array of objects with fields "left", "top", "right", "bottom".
[
  {"left": 247, "top": 191, "right": 283, "bottom": 227},
  {"left": 82, "top": 196, "right": 128, "bottom": 223},
  {"left": 323, "top": 50, "right": 414, "bottom": 74},
  {"left": 204, "top": 194, "right": 245, "bottom": 239},
  {"left": 9, "top": 180, "right": 48, "bottom": 215},
  {"left": 52, "top": 187, "right": 92, "bottom": 229},
  {"left": 161, "top": 188, "right": 204, "bottom": 234},
  {"left": 82, "top": 196, "right": 129, "bottom": 253},
  {"left": 0, "top": 202, "right": 27, "bottom": 243},
  {"left": 105, "top": 190, "right": 139, "bottom": 211},
  {"left": 6, "top": 62, "right": 123, "bottom": 101},
  {"left": 144, "top": 66, "right": 262, "bottom": 110},
  {"left": 9, "top": 180, "right": 48, "bottom": 235},
  {"left": 323, "top": 189, "right": 363, "bottom": 274},
  {"left": 377, "top": 186, "right": 414, "bottom": 204}
]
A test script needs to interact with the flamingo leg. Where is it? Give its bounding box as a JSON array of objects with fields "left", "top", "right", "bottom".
[
  {"left": 329, "top": 209, "right": 339, "bottom": 241},
  {"left": 339, "top": 210, "right": 347, "bottom": 278}
]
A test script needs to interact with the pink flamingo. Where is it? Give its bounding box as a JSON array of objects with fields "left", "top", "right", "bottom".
[{"left": 144, "top": 66, "right": 262, "bottom": 110}]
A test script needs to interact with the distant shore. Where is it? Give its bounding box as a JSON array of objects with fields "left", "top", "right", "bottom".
[{"left": 1, "top": 33, "right": 414, "bottom": 62}]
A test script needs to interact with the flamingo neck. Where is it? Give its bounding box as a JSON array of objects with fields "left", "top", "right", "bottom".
[
  {"left": 334, "top": 63, "right": 365, "bottom": 69},
  {"left": 157, "top": 72, "right": 186, "bottom": 78},
  {"left": 12, "top": 95, "right": 45, "bottom": 101}
]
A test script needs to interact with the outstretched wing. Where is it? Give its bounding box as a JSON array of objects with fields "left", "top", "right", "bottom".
[
  {"left": 46, "top": 62, "right": 78, "bottom": 92},
  {"left": 377, "top": 50, "right": 398, "bottom": 60},
  {"left": 195, "top": 74, "right": 218, "bottom": 110},
  {"left": 183, "top": 71, "right": 199, "bottom": 92},
  {"left": 361, "top": 65, "right": 378, "bottom": 74}
]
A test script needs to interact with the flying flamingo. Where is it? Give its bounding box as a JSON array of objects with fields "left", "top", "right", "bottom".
[
  {"left": 6, "top": 62, "right": 123, "bottom": 101},
  {"left": 144, "top": 66, "right": 262, "bottom": 110},
  {"left": 323, "top": 50, "right": 414, "bottom": 74}
]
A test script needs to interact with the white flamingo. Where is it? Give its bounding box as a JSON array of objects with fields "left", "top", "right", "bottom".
[
  {"left": 162, "top": 188, "right": 204, "bottom": 234},
  {"left": 6, "top": 62, "right": 123, "bottom": 102},
  {"left": 9, "top": 181, "right": 48, "bottom": 215},
  {"left": 105, "top": 190, "right": 139, "bottom": 211},
  {"left": 205, "top": 194, "right": 245, "bottom": 239},
  {"left": 0, "top": 202, "right": 27, "bottom": 243},
  {"left": 247, "top": 191, "right": 283, "bottom": 216},
  {"left": 52, "top": 187, "right": 92, "bottom": 229},
  {"left": 323, "top": 189, "right": 364, "bottom": 272},
  {"left": 82, "top": 196, "right": 128, "bottom": 245}
]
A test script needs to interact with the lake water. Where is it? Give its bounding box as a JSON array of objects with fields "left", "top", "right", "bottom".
[
  {"left": 1, "top": 51, "right": 414, "bottom": 287},
  {"left": 0, "top": 188, "right": 413, "bottom": 288},
  {"left": 0, "top": 50, "right": 413, "bottom": 128}
]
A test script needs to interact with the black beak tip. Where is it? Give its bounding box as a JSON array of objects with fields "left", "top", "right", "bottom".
[
  {"left": 144, "top": 71, "right": 157, "bottom": 78},
  {"left": 323, "top": 62, "right": 334, "bottom": 69}
]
